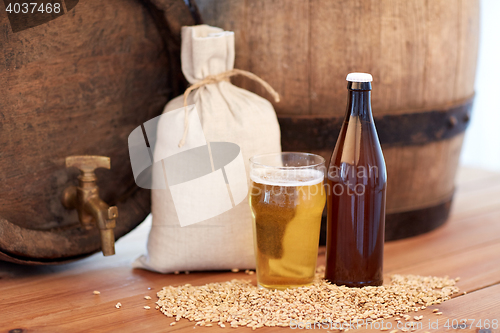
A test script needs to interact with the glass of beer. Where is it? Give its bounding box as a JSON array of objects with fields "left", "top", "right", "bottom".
[{"left": 249, "top": 152, "right": 326, "bottom": 290}]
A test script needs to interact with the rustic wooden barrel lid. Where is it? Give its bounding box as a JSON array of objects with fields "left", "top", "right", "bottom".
[{"left": 0, "top": 0, "right": 201, "bottom": 264}]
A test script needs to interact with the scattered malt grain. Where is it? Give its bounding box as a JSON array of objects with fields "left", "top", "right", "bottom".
[
  {"left": 155, "top": 268, "right": 458, "bottom": 330},
  {"left": 93, "top": 291, "right": 100, "bottom": 295}
]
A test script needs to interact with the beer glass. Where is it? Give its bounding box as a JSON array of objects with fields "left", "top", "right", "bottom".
[{"left": 249, "top": 152, "right": 326, "bottom": 290}]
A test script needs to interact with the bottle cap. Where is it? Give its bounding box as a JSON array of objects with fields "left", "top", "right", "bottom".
[{"left": 346, "top": 73, "right": 373, "bottom": 82}]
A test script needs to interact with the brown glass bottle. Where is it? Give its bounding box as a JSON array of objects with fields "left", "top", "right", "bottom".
[{"left": 325, "top": 74, "right": 387, "bottom": 287}]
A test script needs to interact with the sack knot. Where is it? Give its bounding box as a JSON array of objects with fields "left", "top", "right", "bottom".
[{"left": 179, "top": 69, "right": 280, "bottom": 147}]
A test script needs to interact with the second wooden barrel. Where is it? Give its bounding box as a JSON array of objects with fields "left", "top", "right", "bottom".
[{"left": 197, "top": 0, "right": 480, "bottom": 240}]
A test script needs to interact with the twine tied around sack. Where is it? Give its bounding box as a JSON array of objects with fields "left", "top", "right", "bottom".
[{"left": 179, "top": 69, "right": 281, "bottom": 147}]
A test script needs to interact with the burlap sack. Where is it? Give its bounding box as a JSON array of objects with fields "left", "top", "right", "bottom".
[{"left": 133, "top": 25, "right": 281, "bottom": 273}]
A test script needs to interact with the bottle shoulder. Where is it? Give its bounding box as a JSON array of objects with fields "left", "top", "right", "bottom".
[{"left": 328, "top": 119, "right": 386, "bottom": 185}]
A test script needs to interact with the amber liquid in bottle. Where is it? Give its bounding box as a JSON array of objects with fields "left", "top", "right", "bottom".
[{"left": 325, "top": 79, "right": 387, "bottom": 287}]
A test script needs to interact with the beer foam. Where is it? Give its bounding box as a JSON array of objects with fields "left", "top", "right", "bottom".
[{"left": 250, "top": 168, "right": 324, "bottom": 187}]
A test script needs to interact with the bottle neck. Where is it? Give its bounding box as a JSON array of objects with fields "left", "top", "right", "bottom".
[{"left": 346, "top": 89, "right": 372, "bottom": 121}]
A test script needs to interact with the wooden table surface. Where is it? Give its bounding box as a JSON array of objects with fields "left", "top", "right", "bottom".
[{"left": 1, "top": 167, "right": 500, "bottom": 333}]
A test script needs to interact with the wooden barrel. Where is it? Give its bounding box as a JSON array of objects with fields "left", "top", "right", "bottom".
[
  {"left": 0, "top": 0, "right": 200, "bottom": 264},
  {"left": 197, "top": 0, "right": 480, "bottom": 241}
]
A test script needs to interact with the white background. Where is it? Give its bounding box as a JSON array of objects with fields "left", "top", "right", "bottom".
[{"left": 460, "top": 0, "right": 500, "bottom": 171}]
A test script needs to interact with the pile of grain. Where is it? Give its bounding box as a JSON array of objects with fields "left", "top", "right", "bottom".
[{"left": 156, "top": 268, "right": 458, "bottom": 330}]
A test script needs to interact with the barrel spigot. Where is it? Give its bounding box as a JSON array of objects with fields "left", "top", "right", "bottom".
[{"left": 62, "top": 156, "right": 118, "bottom": 256}]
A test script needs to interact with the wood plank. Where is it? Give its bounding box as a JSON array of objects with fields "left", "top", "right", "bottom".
[
  {"left": 2, "top": 240, "right": 499, "bottom": 332},
  {"left": 0, "top": 266, "right": 243, "bottom": 332},
  {"left": 452, "top": 181, "right": 500, "bottom": 219},
  {"left": 245, "top": 0, "right": 310, "bottom": 115},
  {"left": 387, "top": 241, "right": 500, "bottom": 293},
  {"left": 199, "top": 0, "right": 479, "bottom": 117},
  {"left": 310, "top": 0, "right": 382, "bottom": 116},
  {"left": 376, "top": 0, "right": 427, "bottom": 112},
  {"left": 384, "top": 209, "right": 500, "bottom": 272},
  {"left": 384, "top": 135, "right": 464, "bottom": 213},
  {"left": 2, "top": 168, "right": 499, "bottom": 332},
  {"left": 416, "top": 283, "right": 500, "bottom": 332},
  {"left": 454, "top": 0, "right": 480, "bottom": 100},
  {"left": 3, "top": 248, "right": 498, "bottom": 333},
  {"left": 455, "top": 166, "right": 500, "bottom": 187},
  {"left": 197, "top": 0, "right": 310, "bottom": 116},
  {"left": 423, "top": 0, "right": 460, "bottom": 107},
  {"left": 346, "top": 283, "right": 500, "bottom": 333}
]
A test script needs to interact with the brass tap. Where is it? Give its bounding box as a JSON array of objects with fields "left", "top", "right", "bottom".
[{"left": 62, "top": 156, "right": 118, "bottom": 256}]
